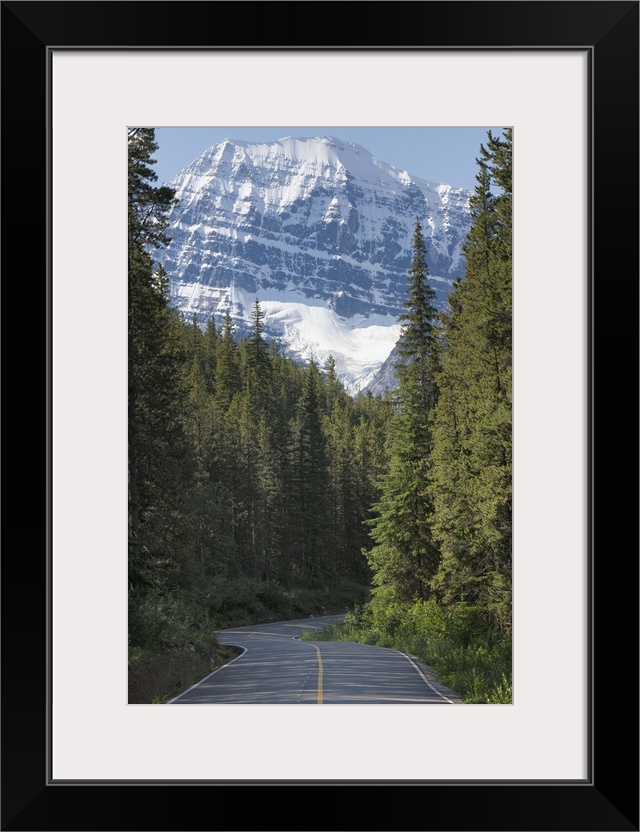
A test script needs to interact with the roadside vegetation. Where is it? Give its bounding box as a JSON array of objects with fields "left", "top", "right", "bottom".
[
  {"left": 128, "top": 635, "right": 235, "bottom": 705},
  {"left": 128, "top": 578, "right": 371, "bottom": 703},
  {"left": 301, "top": 590, "right": 511, "bottom": 704}
]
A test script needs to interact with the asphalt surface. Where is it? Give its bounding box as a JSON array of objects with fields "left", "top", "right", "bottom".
[{"left": 168, "top": 615, "right": 454, "bottom": 704}]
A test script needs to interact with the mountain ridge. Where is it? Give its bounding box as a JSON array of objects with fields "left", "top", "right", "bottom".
[{"left": 158, "top": 135, "right": 472, "bottom": 393}]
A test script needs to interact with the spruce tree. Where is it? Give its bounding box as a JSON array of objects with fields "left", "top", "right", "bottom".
[
  {"left": 244, "top": 299, "right": 272, "bottom": 410},
  {"left": 128, "top": 128, "right": 192, "bottom": 645},
  {"left": 248, "top": 300, "right": 268, "bottom": 368},
  {"left": 233, "top": 301, "right": 275, "bottom": 578},
  {"left": 214, "top": 312, "right": 241, "bottom": 411},
  {"left": 203, "top": 316, "right": 219, "bottom": 392},
  {"left": 128, "top": 128, "right": 176, "bottom": 254},
  {"left": 322, "top": 354, "right": 346, "bottom": 413},
  {"left": 396, "top": 218, "right": 439, "bottom": 398},
  {"left": 292, "top": 361, "right": 331, "bottom": 577},
  {"left": 366, "top": 219, "right": 440, "bottom": 601},
  {"left": 430, "top": 129, "right": 513, "bottom": 633}
]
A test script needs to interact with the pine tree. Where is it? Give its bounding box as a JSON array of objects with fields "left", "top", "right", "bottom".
[
  {"left": 231, "top": 302, "right": 275, "bottom": 579},
  {"left": 128, "top": 128, "right": 176, "bottom": 254},
  {"left": 366, "top": 219, "right": 440, "bottom": 601},
  {"left": 202, "top": 316, "right": 219, "bottom": 393},
  {"left": 244, "top": 299, "right": 272, "bottom": 409},
  {"left": 128, "top": 128, "right": 193, "bottom": 644},
  {"left": 214, "top": 312, "right": 241, "bottom": 411},
  {"left": 430, "top": 129, "right": 513, "bottom": 633},
  {"left": 292, "top": 361, "right": 331, "bottom": 577},
  {"left": 324, "top": 398, "right": 355, "bottom": 572},
  {"left": 322, "top": 354, "right": 346, "bottom": 413},
  {"left": 396, "top": 218, "right": 439, "bottom": 395},
  {"left": 248, "top": 300, "right": 268, "bottom": 369},
  {"left": 351, "top": 396, "right": 391, "bottom": 581}
]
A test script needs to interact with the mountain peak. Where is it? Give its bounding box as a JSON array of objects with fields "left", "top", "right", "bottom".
[{"left": 160, "top": 136, "right": 472, "bottom": 393}]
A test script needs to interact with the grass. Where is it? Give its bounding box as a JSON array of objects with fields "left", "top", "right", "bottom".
[{"left": 300, "top": 595, "right": 512, "bottom": 704}]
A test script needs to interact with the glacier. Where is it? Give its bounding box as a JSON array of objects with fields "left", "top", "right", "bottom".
[{"left": 158, "top": 135, "right": 472, "bottom": 393}]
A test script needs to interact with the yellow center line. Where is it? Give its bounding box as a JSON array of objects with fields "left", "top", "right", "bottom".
[{"left": 313, "top": 644, "right": 324, "bottom": 704}]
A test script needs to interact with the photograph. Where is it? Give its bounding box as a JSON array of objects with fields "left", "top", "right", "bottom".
[
  {"left": 127, "top": 125, "right": 513, "bottom": 707},
  {"left": 2, "top": 0, "right": 637, "bottom": 829}
]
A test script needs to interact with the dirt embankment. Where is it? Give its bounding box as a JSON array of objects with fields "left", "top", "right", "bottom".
[{"left": 128, "top": 642, "right": 239, "bottom": 704}]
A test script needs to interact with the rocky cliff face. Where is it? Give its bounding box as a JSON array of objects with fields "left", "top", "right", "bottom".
[{"left": 159, "top": 136, "right": 471, "bottom": 393}]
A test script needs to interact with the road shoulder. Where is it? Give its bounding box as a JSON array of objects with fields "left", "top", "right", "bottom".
[{"left": 407, "top": 654, "right": 464, "bottom": 703}]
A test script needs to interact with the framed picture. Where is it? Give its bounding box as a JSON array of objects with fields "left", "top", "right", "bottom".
[{"left": 3, "top": 1, "right": 637, "bottom": 830}]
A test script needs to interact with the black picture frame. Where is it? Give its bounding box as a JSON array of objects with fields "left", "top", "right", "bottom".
[{"left": 2, "top": 2, "right": 638, "bottom": 830}]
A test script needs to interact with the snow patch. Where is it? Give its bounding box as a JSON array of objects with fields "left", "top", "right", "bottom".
[{"left": 230, "top": 287, "right": 400, "bottom": 394}]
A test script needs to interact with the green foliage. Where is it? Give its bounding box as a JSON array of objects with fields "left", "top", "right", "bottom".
[
  {"left": 396, "top": 218, "right": 438, "bottom": 364},
  {"left": 306, "top": 594, "right": 511, "bottom": 704},
  {"left": 127, "top": 128, "right": 177, "bottom": 252},
  {"left": 128, "top": 128, "right": 194, "bottom": 644},
  {"left": 430, "top": 129, "right": 512, "bottom": 633},
  {"left": 366, "top": 218, "right": 440, "bottom": 601},
  {"left": 215, "top": 312, "right": 241, "bottom": 411},
  {"left": 291, "top": 360, "right": 332, "bottom": 577}
]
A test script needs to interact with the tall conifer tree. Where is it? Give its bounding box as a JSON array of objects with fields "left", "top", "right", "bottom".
[
  {"left": 293, "top": 361, "right": 331, "bottom": 577},
  {"left": 430, "top": 129, "right": 513, "bottom": 632},
  {"left": 215, "top": 312, "right": 241, "bottom": 411},
  {"left": 366, "top": 219, "right": 440, "bottom": 600},
  {"left": 128, "top": 128, "right": 192, "bottom": 642}
]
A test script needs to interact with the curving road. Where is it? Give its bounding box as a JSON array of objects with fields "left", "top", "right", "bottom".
[{"left": 168, "top": 615, "right": 455, "bottom": 704}]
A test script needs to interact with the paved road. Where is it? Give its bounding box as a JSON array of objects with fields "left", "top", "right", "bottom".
[{"left": 168, "top": 615, "right": 454, "bottom": 704}]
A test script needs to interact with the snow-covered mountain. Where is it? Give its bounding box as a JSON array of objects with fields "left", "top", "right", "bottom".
[{"left": 159, "top": 136, "right": 472, "bottom": 393}]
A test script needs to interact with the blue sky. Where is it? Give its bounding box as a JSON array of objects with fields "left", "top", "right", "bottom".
[{"left": 152, "top": 127, "right": 506, "bottom": 193}]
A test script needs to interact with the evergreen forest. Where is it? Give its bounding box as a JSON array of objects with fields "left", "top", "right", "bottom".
[{"left": 128, "top": 127, "right": 513, "bottom": 703}]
